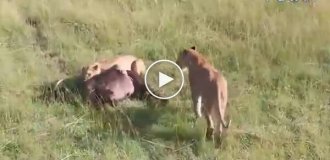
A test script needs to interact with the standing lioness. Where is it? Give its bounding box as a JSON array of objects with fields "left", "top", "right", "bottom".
[{"left": 176, "top": 46, "right": 231, "bottom": 146}]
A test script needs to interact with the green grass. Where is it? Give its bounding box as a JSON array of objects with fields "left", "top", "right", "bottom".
[{"left": 1, "top": 0, "right": 330, "bottom": 159}]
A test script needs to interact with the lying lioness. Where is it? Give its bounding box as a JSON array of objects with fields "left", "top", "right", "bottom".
[
  {"left": 81, "top": 55, "right": 146, "bottom": 81},
  {"left": 176, "top": 46, "right": 231, "bottom": 146}
]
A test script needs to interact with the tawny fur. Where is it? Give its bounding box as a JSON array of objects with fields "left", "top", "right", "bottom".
[
  {"left": 176, "top": 46, "right": 231, "bottom": 145},
  {"left": 81, "top": 55, "right": 146, "bottom": 81},
  {"left": 131, "top": 59, "right": 146, "bottom": 76}
]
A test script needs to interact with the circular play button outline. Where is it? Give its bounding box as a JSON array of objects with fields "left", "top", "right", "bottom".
[{"left": 144, "top": 59, "right": 184, "bottom": 100}]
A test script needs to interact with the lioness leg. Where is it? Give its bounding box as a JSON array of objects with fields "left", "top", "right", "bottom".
[
  {"left": 191, "top": 96, "right": 202, "bottom": 128},
  {"left": 210, "top": 107, "right": 222, "bottom": 147},
  {"left": 214, "top": 115, "right": 229, "bottom": 148},
  {"left": 206, "top": 114, "right": 214, "bottom": 141},
  {"left": 214, "top": 120, "right": 222, "bottom": 148},
  {"left": 194, "top": 96, "right": 203, "bottom": 118},
  {"left": 219, "top": 103, "right": 231, "bottom": 128}
]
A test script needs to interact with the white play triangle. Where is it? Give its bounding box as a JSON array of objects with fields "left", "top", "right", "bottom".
[{"left": 158, "top": 72, "right": 174, "bottom": 88}]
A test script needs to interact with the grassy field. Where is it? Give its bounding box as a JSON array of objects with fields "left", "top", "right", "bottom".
[{"left": 1, "top": 0, "right": 330, "bottom": 159}]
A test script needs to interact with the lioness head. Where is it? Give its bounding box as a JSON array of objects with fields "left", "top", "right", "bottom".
[
  {"left": 176, "top": 46, "right": 199, "bottom": 69},
  {"left": 81, "top": 62, "right": 101, "bottom": 81}
]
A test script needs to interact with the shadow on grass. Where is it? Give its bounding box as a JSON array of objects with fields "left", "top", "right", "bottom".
[
  {"left": 97, "top": 107, "right": 161, "bottom": 136},
  {"left": 33, "top": 73, "right": 169, "bottom": 109},
  {"left": 32, "top": 75, "right": 86, "bottom": 108},
  {"left": 88, "top": 104, "right": 209, "bottom": 157},
  {"left": 31, "top": 74, "right": 174, "bottom": 136},
  {"left": 32, "top": 75, "right": 207, "bottom": 156},
  {"left": 86, "top": 103, "right": 199, "bottom": 140}
]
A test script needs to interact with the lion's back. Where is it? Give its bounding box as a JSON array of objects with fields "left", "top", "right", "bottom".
[{"left": 104, "top": 55, "right": 137, "bottom": 71}]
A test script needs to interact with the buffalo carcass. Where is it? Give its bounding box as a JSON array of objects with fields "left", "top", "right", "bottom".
[{"left": 83, "top": 65, "right": 147, "bottom": 109}]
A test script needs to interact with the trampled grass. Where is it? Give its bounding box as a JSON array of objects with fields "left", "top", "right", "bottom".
[{"left": 0, "top": 0, "right": 329, "bottom": 159}]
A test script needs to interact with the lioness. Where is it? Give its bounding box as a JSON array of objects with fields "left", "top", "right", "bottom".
[
  {"left": 176, "top": 46, "right": 231, "bottom": 146},
  {"left": 81, "top": 55, "right": 146, "bottom": 81}
]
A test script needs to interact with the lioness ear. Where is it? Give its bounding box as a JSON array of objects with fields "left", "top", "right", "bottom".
[
  {"left": 131, "top": 60, "right": 138, "bottom": 74},
  {"left": 190, "top": 46, "right": 196, "bottom": 50},
  {"left": 81, "top": 66, "right": 86, "bottom": 72},
  {"left": 92, "top": 64, "right": 99, "bottom": 71},
  {"left": 113, "top": 64, "right": 119, "bottom": 69}
]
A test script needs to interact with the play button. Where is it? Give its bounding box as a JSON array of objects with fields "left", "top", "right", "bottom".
[
  {"left": 158, "top": 72, "right": 173, "bottom": 88},
  {"left": 144, "top": 60, "right": 184, "bottom": 100}
]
